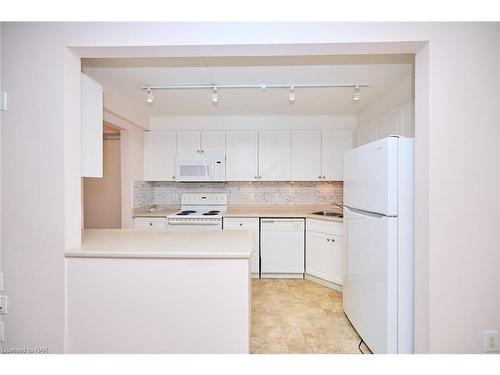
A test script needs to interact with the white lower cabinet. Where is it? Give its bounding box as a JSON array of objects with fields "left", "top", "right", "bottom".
[
  {"left": 306, "top": 219, "right": 345, "bottom": 285},
  {"left": 223, "top": 217, "right": 260, "bottom": 277},
  {"left": 133, "top": 217, "right": 167, "bottom": 230}
]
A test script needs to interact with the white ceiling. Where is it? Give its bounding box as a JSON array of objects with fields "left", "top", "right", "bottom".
[{"left": 82, "top": 55, "right": 413, "bottom": 116}]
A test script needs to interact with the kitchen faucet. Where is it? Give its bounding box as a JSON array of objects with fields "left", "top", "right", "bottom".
[{"left": 332, "top": 202, "right": 345, "bottom": 211}]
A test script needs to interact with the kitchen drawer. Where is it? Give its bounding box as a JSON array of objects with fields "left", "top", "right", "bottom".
[
  {"left": 133, "top": 217, "right": 167, "bottom": 230},
  {"left": 223, "top": 217, "right": 259, "bottom": 230},
  {"left": 306, "top": 218, "right": 343, "bottom": 236}
]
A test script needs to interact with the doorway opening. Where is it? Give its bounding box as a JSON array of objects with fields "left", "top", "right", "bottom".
[{"left": 83, "top": 123, "right": 122, "bottom": 229}]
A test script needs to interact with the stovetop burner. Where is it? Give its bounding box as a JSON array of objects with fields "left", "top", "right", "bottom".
[
  {"left": 203, "top": 210, "right": 220, "bottom": 216},
  {"left": 177, "top": 210, "right": 197, "bottom": 215}
]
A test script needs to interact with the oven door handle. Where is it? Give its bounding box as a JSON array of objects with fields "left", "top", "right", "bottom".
[{"left": 167, "top": 221, "right": 221, "bottom": 225}]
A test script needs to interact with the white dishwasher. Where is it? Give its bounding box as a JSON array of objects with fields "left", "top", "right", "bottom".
[{"left": 260, "top": 218, "right": 305, "bottom": 279}]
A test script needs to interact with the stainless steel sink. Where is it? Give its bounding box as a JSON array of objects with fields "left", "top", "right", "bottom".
[{"left": 312, "top": 211, "right": 343, "bottom": 218}]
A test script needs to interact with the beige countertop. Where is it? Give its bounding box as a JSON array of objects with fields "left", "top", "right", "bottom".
[
  {"left": 132, "top": 204, "right": 343, "bottom": 223},
  {"left": 66, "top": 229, "right": 254, "bottom": 259},
  {"left": 132, "top": 206, "right": 179, "bottom": 218},
  {"left": 223, "top": 205, "right": 343, "bottom": 223}
]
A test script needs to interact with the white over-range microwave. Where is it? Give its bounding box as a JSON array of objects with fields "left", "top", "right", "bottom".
[{"left": 175, "top": 153, "right": 226, "bottom": 182}]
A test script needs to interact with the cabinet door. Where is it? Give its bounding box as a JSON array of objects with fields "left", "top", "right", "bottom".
[
  {"left": 81, "top": 73, "right": 103, "bottom": 177},
  {"left": 226, "top": 130, "right": 258, "bottom": 181},
  {"left": 291, "top": 130, "right": 322, "bottom": 181},
  {"left": 144, "top": 131, "right": 177, "bottom": 181},
  {"left": 133, "top": 218, "right": 167, "bottom": 230},
  {"left": 259, "top": 130, "right": 291, "bottom": 181},
  {"left": 201, "top": 130, "right": 226, "bottom": 154},
  {"left": 322, "top": 130, "right": 353, "bottom": 181},
  {"left": 176, "top": 131, "right": 201, "bottom": 158},
  {"left": 331, "top": 234, "right": 345, "bottom": 286},
  {"left": 306, "top": 231, "right": 332, "bottom": 281},
  {"left": 399, "top": 100, "right": 414, "bottom": 137},
  {"left": 223, "top": 218, "right": 260, "bottom": 275},
  {"left": 377, "top": 108, "right": 400, "bottom": 139}
]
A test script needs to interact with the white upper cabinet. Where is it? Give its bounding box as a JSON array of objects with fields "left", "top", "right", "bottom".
[
  {"left": 143, "top": 128, "right": 353, "bottom": 182},
  {"left": 226, "top": 130, "right": 258, "bottom": 181},
  {"left": 201, "top": 130, "right": 226, "bottom": 154},
  {"left": 321, "top": 130, "right": 353, "bottom": 181},
  {"left": 355, "top": 99, "right": 415, "bottom": 147},
  {"left": 176, "top": 131, "right": 201, "bottom": 158},
  {"left": 81, "top": 73, "right": 103, "bottom": 177},
  {"left": 377, "top": 107, "right": 400, "bottom": 139},
  {"left": 399, "top": 100, "right": 414, "bottom": 137},
  {"left": 258, "top": 130, "right": 291, "bottom": 181},
  {"left": 177, "top": 130, "right": 225, "bottom": 158},
  {"left": 291, "top": 130, "right": 322, "bottom": 181},
  {"left": 144, "top": 131, "right": 177, "bottom": 181}
]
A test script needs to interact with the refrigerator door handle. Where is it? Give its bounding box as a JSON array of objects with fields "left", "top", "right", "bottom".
[{"left": 344, "top": 206, "right": 391, "bottom": 218}]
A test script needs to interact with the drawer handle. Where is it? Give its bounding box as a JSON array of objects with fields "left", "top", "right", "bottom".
[{"left": 239, "top": 223, "right": 243, "bottom": 226}]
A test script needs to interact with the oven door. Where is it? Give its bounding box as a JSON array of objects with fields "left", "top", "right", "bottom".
[
  {"left": 166, "top": 220, "right": 222, "bottom": 230},
  {"left": 176, "top": 160, "right": 212, "bottom": 181}
]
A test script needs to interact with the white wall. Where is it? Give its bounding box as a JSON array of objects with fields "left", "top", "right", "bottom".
[
  {"left": 103, "top": 86, "right": 149, "bottom": 129},
  {"left": 150, "top": 115, "right": 356, "bottom": 131},
  {"left": 1, "top": 22, "right": 499, "bottom": 354}
]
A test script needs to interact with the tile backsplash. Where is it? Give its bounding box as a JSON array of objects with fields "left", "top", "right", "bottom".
[{"left": 133, "top": 181, "right": 343, "bottom": 208}]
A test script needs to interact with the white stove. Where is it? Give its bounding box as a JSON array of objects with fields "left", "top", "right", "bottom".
[{"left": 166, "top": 193, "right": 227, "bottom": 230}]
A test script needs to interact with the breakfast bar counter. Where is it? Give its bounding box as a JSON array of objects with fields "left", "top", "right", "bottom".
[{"left": 65, "top": 229, "right": 253, "bottom": 354}]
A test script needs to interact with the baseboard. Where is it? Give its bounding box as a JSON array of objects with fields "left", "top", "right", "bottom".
[
  {"left": 260, "top": 273, "right": 304, "bottom": 279},
  {"left": 305, "top": 273, "right": 343, "bottom": 292}
]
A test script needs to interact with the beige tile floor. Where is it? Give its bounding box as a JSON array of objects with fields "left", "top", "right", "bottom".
[{"left": 251, "top": 279, "right": 361, "bottom": 354}]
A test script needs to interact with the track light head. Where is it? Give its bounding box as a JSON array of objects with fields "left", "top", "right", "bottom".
[
  {"left": 352, "top": 85, "right": 361, "bottom": 103},
  {"left": 211, "top": 87, "right": 219, "bottom": 104},
  {"left": 146, "top": 88, "right": 154, "bottom": 104},
  {"left": 288, "top": 86, "right": 296, "bottom": 103}
]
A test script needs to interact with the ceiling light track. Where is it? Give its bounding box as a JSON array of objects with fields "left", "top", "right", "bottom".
[{"left": 141, "top": 83, "right": 369, "bottom": 90}]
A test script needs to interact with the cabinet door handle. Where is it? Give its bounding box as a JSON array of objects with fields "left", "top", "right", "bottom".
[
  {"left": 201, "top": 150, "right": 204, "bottom": 153},
  {"left": 327, "top": 238, "right": 330, "bottom": 242},
  {"left": 322, "top": 176, "right": 326, "bottom": 179},
  {"left": 197, "top": 150, "right": 200, "bottom": 153},
  {"left": 318, "top": 176, "right": 322, "bottom": 179},
  {"left": 172, "top": 176, "right": 176, "bottom": 179}
]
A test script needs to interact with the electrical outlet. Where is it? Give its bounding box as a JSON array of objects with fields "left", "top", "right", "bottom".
[
  {"left": 0, "top": 296, "right": 7, "bottom": 315},
  {"left": 484, "top": 330, "right": 498, "bottom": 352}
]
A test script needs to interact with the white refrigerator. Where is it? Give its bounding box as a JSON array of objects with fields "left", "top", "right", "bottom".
[{"left": 343, "top": 136, "right": 414, "bottom": 354}]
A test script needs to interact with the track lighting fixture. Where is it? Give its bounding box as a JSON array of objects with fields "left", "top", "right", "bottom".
[
  {"left": 352, "top": 85, "right": 361, "bottom": 103},
  {"left": 211, "top": 86, "right": 219, "bottom": 103},
  {"left": 146, "top": 88, "right": 154, "bottom": 103},
  {"left": 142, "top": 83, "right": 369, "bottom": 105},
  {"left": 288, "top": 86, "right": 296, "bottom": 102}
]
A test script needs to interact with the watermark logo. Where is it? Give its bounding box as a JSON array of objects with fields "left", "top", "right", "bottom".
[{"left": 1, "top": 347, "right": 48, "bottom": 354}]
